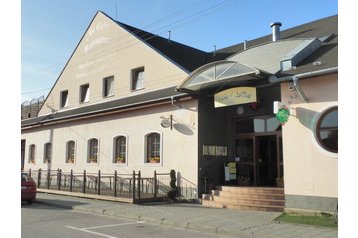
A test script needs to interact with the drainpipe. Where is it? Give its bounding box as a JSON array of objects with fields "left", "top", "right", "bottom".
[{"left": 269, "top": 67, "right": 338, "bottom": 103}]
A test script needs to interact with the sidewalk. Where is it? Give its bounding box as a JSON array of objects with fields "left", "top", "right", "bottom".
[{"left": 35, "top": 192, "right": 337, "bottom": 238}]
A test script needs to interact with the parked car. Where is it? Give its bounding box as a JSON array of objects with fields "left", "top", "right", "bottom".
[{"left": 21, "top": 172, "right": 37, "bottom": 204}]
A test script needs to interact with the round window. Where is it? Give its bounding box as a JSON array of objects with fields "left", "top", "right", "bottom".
[{"left": 315, "top": 106, "right": 338, "bottom": 153}]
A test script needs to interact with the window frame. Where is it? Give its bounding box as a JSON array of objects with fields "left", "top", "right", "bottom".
[
  {"left": 80, "top": 84, "right": 90, "bottom": 103},
  {"left": 28, "top": 144, "right": 36, "bottom": 164},
  {"left": 131, "top": 67, "right": 145, "bottom": 91},
  {"left": 113, "top": 135, "right": 128, "bottom": 165},
  {"left": 144, "top": 132, "right": 162, "bottom": 166},
  {"left": 103, "top": 76, "right": 114, "bottom": 98},
  {"left": 43, "top": 142, "right": 52, "bottom": 163},
  {"left": 60, "top": 90, "right": 69, "bottom": 108},
  {"left": 315, "top": 106, "right": 338, "bottom": 153},
  {"left": 66, "top": 140, "right": 76, "bottom": 164},
  {"left": 87, "top": 138, "right": 99, "bottom": 164}
]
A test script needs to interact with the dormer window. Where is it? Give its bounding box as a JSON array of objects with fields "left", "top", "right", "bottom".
[
  {"left": 131, "top": 67, "right": 144, "bottom": 91},
  {"left": 80, "top": 84, "right": 90, "bottom": 103},
  {"left": 60, "top": 90, "right": 68, "bottom": 108}
]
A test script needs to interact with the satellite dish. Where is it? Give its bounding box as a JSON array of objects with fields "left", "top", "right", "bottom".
[{"left": 160, "top": 118, "right": 172, "bottom": 128}]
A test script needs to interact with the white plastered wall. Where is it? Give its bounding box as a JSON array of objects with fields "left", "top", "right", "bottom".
[
  {"left": 22, "top": 100, "right": 198, "bottom": 185},
  {"left": 280, "top": 73, "right": 338, "bottom": 198}
]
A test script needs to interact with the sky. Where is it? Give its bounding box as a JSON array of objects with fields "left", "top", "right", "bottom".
[{"left": 21, "top": 0, "right": 338, "bottom": 103}]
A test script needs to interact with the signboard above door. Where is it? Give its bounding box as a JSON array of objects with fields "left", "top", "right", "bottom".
[{"left": 214, "top": 87, "right": 257, "bottom": 108}]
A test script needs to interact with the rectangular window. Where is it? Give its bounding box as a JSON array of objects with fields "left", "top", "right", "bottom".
[
  {"left": 43, "top": 143, "right": 52, "bottom": 163},
  {"left": 80, "top": 84, "right": 90, "bottom": 103},
  {"left": 60, "top": 90, "right": 69, "bottom": 108},
  {"left": 28, "top": 144, "right": 35, "bottom": 163},
  {"left": 131, "top": 67, "right": 145, "bottom": 91},
  {"left": 103, "top": 76, "right": 114, "bottom": 97}
]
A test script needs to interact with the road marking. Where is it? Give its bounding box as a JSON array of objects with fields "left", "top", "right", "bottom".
[
  {"left": 66, "top": 226, "right": 117, "bottom": 238},
  {"left": 66, "top": 221, "right": 146, "bottom": 238}
]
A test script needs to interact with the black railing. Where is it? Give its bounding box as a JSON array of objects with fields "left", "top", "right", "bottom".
[{"left": 26, "top": 169, "right": 180, "bottom": 203}]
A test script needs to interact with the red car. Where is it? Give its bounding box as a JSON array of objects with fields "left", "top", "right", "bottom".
[{"left": 21, "top": 172, "right": 37, "bottom": 204}]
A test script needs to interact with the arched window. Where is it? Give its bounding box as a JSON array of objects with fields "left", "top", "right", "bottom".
[
  {"left": 88, "top": 138, "right": 99, "bottom": 163},
  {"left": 146, "top": 133, "right": 161, "bottom": 164},
  {"left": 29, "top": 144, "right": 35, "bottom": 164},
  {"left": 66, "top": 140, "right": 76, "bottom": 163},
  {"left": 43, "top": 143, "right": 52, "bottom": 163},
  {"left": 316, "top": 106, "right": 338, "bottom": 153},
  {"left": 114, "top": 136, "right": 127, "bottom": 164}
]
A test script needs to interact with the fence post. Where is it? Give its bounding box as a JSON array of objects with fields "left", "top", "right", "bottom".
[
  {"left": 58, "top": 169, "right": 62, "bottom": 190},
  {"left": 83, "top": 170, "right": 86, "bottom": 194},
  {"left": 70, "top": 169, "right": 73, "bottom": 192},
  {"left": 154, "top": 170, "right": 157, "bottom": 198},
  {"left": 137, "top": 171, "right": 141, "bottom": 199},
  {"left": 114, "top": 170, "right": 117, "bottom": 197},
  {"left": 47, "top": 170, "right": 50, "bottom": 189},
  {"left": 132, "top": 171, "right": 136, "bottom": 200},
  {"left": 38, "top": 168, "right": 42, "bottom": 188},
  {"left": 98, "top": 170, "right": 101, "bottom": 195}
]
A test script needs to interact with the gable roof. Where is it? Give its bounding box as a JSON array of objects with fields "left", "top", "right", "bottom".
[{"left": 100, "top": 12, "right": 211, "bottom": 73}]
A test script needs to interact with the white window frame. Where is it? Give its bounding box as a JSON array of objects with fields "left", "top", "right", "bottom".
[
  {"left": 103, "top": 76, "right": 114, "bottom": 97},
  {"left": 144, "top": 131, "right": 163, "bottom": 166},
  {"left": 113, "top": 135, "right": 128, "bottom": 166},
  {"left": 28, "top": 144, "right": 36, "bottom": 164},
  {"left": 60, "top": 90, "right": 69, "bottom": 108},
  {"left": 43, "top": 142, "right": 52, "bottom": 163},
  {"left": 65, "top": 140, "right": 76, "bottom": 164},
  {"left": 80, "top": 84, "right": 90, "bottom": 103},
  {"left": 131, "top": 67, "right": 145, "bottom": 91},
  {"left": 87, "top": 138, "right": 99, "bottom": 164}
]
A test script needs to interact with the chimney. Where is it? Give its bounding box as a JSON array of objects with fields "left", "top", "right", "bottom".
[{"left": 270, "top": 22, "right": 282, "bottom": 41}]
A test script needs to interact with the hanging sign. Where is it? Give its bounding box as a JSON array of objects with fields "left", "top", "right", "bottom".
[
  {"left": 214, "top": 87, "right": 257, "bottom": 108},
  {"left": 276, "top": 106, "right": 290, "bottom": 124}
]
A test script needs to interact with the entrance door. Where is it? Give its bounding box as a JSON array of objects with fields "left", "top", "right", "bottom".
[{"left": 256, "top": 135, "right": 277, "bottom": 186}]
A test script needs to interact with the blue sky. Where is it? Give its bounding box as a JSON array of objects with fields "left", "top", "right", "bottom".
[{"left": 21, "top": 0, "right": 338, "bottom": 102}]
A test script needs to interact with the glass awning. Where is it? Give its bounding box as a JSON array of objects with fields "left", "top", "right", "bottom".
[{"left": 176, "top": 61, "right": 270, "bottom": 93}]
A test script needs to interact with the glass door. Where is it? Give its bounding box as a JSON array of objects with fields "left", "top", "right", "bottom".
[
  {"left": 235, "top": 136, "right": 255, "bottom": 185},
  {"left": 256, "top": 135, "right": 277, "bottom": 186}
]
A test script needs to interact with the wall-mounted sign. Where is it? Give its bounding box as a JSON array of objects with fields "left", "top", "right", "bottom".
[
  {"left": 203, "top": 145, "right": 228, "bottom": 157},
  {"left": 276, "top": 107, "right": 290, "bottom": 124},
  {"left": 214, "top": 87, "right": 257, "bottom": 108}
]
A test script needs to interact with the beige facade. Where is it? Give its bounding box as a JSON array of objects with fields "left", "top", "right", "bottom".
[
  {"left": 280, "top": 73, "right": 338, "bottom": 211},
  {"left": 40, "top": 12, "right": 188, "bottom": 116}
]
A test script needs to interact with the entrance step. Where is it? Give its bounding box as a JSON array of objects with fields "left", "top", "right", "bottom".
[{"left": 201, "top": 186, "right": 285, "bottom": 212}]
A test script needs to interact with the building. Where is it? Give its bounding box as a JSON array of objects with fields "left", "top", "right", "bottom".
[{"left": 21, "top": 11, "right": 338, "bottom": 213}]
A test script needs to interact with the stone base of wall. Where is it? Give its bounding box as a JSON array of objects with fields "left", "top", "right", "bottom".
[{"left": 285, "top": 194, "right": 338, "bottom": 215}]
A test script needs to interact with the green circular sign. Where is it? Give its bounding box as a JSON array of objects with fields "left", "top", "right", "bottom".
[{"left": 276, "top": 107, "right": 290, "bottom": 124}]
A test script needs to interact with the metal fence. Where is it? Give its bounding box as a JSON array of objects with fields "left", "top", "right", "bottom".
[{"left": 26, "top": 169, "right": 195, "bottom": 203}]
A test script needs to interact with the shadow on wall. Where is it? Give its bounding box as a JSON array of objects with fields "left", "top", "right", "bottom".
[
  {"left": 173, "top": 123, "right": 193, "bottom": 135},
  {"left": 295, "top": 107, "right": 320, "bottom": 131}
]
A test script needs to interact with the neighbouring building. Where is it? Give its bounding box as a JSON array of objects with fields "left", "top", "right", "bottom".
[{"left": 21, "top": 11, "right": 338, "bottom": 213}]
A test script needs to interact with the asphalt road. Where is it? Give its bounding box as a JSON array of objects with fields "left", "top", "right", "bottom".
[{"left": 21, "top": 202, "right": 231, "bottom": 238}]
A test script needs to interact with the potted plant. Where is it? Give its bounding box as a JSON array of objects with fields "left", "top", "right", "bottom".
[
  {"left": 68, "top": 158, "right": 74, "bottom": 163},
  {"left": 237, "top": 176, "right": 251, "bottom": 186},
  {"left": 276, "top": 177, "right": 284, "bottom": 187},
  {"left": 89, "top": 157, "right": 97, "bottom": 163},
  {"left": 148, "top": 157, "right": 160, "bottom": 163},
  {"left": 116, "top": 156, "right": 125, "bottom": 163}
]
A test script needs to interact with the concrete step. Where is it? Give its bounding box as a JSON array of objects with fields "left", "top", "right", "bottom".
[
  {"left": 212, "top": 191, "right": 284, "bottom": 200},
  {"left": 215, "top": 186, "right": 284, "bottom": 195},
  {"left": 202, "top": 200, "right": 284, "bottom": 212},
  {"left": 214, "top": 196, "right": 285, "bottom": 206}
]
